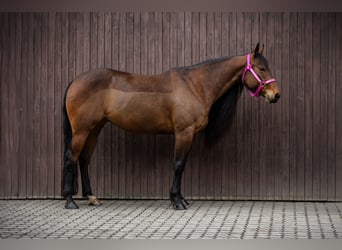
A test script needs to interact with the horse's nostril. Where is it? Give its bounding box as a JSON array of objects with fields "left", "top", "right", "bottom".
[{"left": 274, "top": 93, "right": 280, "bottom": 101}]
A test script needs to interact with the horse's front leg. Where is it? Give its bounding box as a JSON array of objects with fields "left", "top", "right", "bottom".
[{"left": 170, "top": 126, "right": 194, "bottom": 210}]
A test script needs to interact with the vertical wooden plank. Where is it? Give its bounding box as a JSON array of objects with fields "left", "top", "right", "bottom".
[
  {"left": 288, "top": 12, "right": 298, "bottom": 200},
  {"left": 220, "top": 12, "right": 229, "bottom": 199},
  {"left": 147, "top": 12, "right": 156, "bottom": 198},
  {"left": 32, "top": 13, "right": 42, "bottom": 198},
  {"left": 273, "top": 12, "right": 283, "bottom": 200},
  {"left": 177, "top": 12, "right": 185, "bottom": 68},
  {"left": 335, "top": 13, "right": 342, "bottom": 201},
  {"left": 81, "top": 12, "right": 91, "bottom": 198},
  {"left": 6, "top": 14, "right": 15, "bottom": 197},
  {"left": 74, "top": 12, "right": 83, "bottom": 198},
  {"left": 206, "top": 12, "right": 215, "bottom": 199},
  {"left": 266, "top": 13, "right": 275, "bottom": 200},
  {"left": 296, "top": 13, "right": 305, "bottom": 200},
  {"left": 161, "top": 12, "right": 171, "bottom": 199},
  {"left": 213, "top": 12, "right": 222, "bottom": 200},
  {"left": 111, "top": 12, "right": 119, "bottom": 198},
  {"left": 125, "top": 12, "right": 134, "bottom": 198},
  {"left": 89, "top": 12, "right": 98, "bottom": 197},
  {"left": 258, "top": 12, "right": 267, "bottom": 200},
  {"left": 83, "top": 13, "right": 91, "bottom": 72},
  {"left": 198, "top": 12, "right": 207, "bottom": 199},
  {"left": 312, "top": 13, "right": 321, "bottom": 200},
  {"left": 0, "top": 13, "right": 4, "bottom": 198},
  {"left": 154, "top": 11, "right": 164, "bottom": 199},
  {"left": 68, "top": 13, "right": 76, "bottom": 82},
  {"left": 250, "top": 12, "right": 260, "bottom": 200},
  {"left": 47, "top": 12, "right": 55, "bottom": 198},
  {"left": 236, "top": 12, "right": 244, "bottom": 199},
  {"left": 169, "top": 12, "right": 178, "bottom": 197},
  {"left": 67, "top": 13, "right": 76, "bottom": 198},
  {"left": 117, "top": 12, "right": 127, "bottom": 199},
  {"left": 0, "top": 14, "right": 3, "bottom": 197},
  {"left": 132, "top": 12, "right": 141, "bottom": 199},
  {"left": 0, "top": 13, "right": 10, "bottom": 198},
  {"left": 140, "top": 12, "right": 149, "bottom": 199},
  {"left": 190, "top": 12, "right": 200, "bottom": 199},
  {"left": 327, "top": 14, "right": 336, "bottom": 201},
  {"left": 243, "top": 12, "right": 252, "bottom": 200},
  {"left": 110, "top": 12, "right": 120, "bottom": 198},
  {"left": 183, "top": 11, "right": 193, "bottom": 199},
  {"left": 61, "top": 13, "right": 70, "bottom": 196},
  {"left": 75, "top": 13, "right": 84, "bottom": 76},
  {"left": 176, "top": 11, "right": 186, "bottom": 197},
  {"left": 8, "top": 13, "right": 21, "bottom": 198},
  {"left": 228, "top": 12, "right": 238, "bottom": 199},
  {"left": 8, "top": 13, "right": 16, "bottom": 198},
  {"left": 319, "top": 13, "right": 328, "bottom": 200},
  {"left": 103, "top": 12, "right": 112, "bottom": 198},
  {"left": 54, "top": 12, "right": 62, "bottom": 198},
  {"left": 18, "top": 13, "right": 29, "bottom": 198},
  {"left": 61, "top": 13, "right": 70, "bottom": 197},
  {"left": 96, "top": 12, "right": 105, "bottom": 198},
  {"left": 304, "top": 12, "right": 313, "bottom": 201},
  {"left": 39, "top": 13, "right": 48, "bottom": 198},
  {"left": 190, "top": 12, "right": 203, "bottom": 199}
]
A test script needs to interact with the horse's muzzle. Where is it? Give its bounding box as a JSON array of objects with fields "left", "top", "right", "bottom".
[{"left": 269, "top": 93, "right": 280, "bottom": 103}]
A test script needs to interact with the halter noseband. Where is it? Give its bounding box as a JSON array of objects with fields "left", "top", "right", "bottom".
[{"left": 242, "top": 54, "right": 276, "bottom": 97}]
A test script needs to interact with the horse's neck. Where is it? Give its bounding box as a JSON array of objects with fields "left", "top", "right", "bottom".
[{"left": 192, "top": 55, "right": 246, "bottom": 107}]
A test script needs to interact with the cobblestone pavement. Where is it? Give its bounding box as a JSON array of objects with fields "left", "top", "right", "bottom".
[{"left": 0, "top": 200, "right": 341, "bottom": 239}]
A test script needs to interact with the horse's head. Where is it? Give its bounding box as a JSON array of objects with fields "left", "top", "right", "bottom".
[{"left": 242, "top": 43, "right": 280, "bottom": 103}]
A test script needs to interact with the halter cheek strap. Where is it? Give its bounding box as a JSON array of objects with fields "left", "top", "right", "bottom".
[{"left": 242, "top": 54, "right": 276, "bottom": 97}]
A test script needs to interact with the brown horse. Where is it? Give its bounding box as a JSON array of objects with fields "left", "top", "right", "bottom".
[{"left": 62, "top": 43, "right": 280, "bottom": 210}]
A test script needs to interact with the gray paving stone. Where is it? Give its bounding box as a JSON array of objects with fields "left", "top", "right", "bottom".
[{"left": 1, "top": 200, "right": 342, "bottom": 239}]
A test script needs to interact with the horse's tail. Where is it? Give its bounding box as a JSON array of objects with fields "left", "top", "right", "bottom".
[
  {"left": 62, "top": 81, "right": 77, "bottom": 196},
  {"left": 63, "top": 81, "right": 73, "bottom": 157}
]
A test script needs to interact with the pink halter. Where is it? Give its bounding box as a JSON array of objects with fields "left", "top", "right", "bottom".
[{"left": 242, "top": 54, "right": 276, "bottom": 97}]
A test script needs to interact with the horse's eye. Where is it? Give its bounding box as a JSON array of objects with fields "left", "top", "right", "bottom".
[{"left": 259, "top": 67, "right": 265, "bottom": 71}]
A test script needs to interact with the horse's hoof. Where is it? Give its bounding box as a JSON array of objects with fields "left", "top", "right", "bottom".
[
  {"left": 88, "top": 195, "right": 102, "bottom": 206},
  {"left": 65, "top": 200, "right": 79, "bottom": 209},
  {"left": 88, "top": 198, "right": 102, "bottom": 206},
  {"left": 172, "top": 202, "right": 187, "bottom": 210}
]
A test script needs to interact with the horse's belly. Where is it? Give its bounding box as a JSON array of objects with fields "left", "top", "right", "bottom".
[{"left": 104, "top": 90, "right": 174, "bottom": 133}]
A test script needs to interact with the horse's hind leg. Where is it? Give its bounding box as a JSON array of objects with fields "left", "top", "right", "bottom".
[
  {"left": 63, "top": 131, "right": 89, "bottom": 209},
  {"left": 79, "top": 122, "right": 106, "bottom": 206},
  {"left": 170, "top": 127, "right": 194, "bottom": 210}
]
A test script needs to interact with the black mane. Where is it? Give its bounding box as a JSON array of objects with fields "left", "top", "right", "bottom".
[{"left": 205, "top": 81, "right": 243, "bottom": 145}]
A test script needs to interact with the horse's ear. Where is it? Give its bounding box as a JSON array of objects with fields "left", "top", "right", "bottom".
[{"left": 253, "top": 42, "right": 260, "bottom": 56}]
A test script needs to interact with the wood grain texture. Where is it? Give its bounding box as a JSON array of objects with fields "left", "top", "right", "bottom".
[{"left": 0, "top": 12, "right": 341, "bottom": 201}]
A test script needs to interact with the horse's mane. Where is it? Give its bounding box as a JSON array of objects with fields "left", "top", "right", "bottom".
[
  {"left": 175, "top": 56, "right": 232, "bottom": 71},
  {"left": 205, "top": 81, "right": 243, "bottom": 145}
]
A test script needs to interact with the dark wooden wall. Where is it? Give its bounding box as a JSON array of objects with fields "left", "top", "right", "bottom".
[{"left": 1, "top": 12, "right": 341, "bottom": 200}]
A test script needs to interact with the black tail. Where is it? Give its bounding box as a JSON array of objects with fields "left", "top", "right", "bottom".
[
  {"left": 205, "top": 82, "right": 243, "bottom": 146},
  {"left": 62, "top": 81, "right": 78, "bottom": 196},
  {"left": 63, "top": 81, "right": 73, "bottom": 157}
]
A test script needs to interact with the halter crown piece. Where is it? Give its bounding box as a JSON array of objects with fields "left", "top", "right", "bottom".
[{"left": 242, "top": 54, "right": 276, "bottom": 97}]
